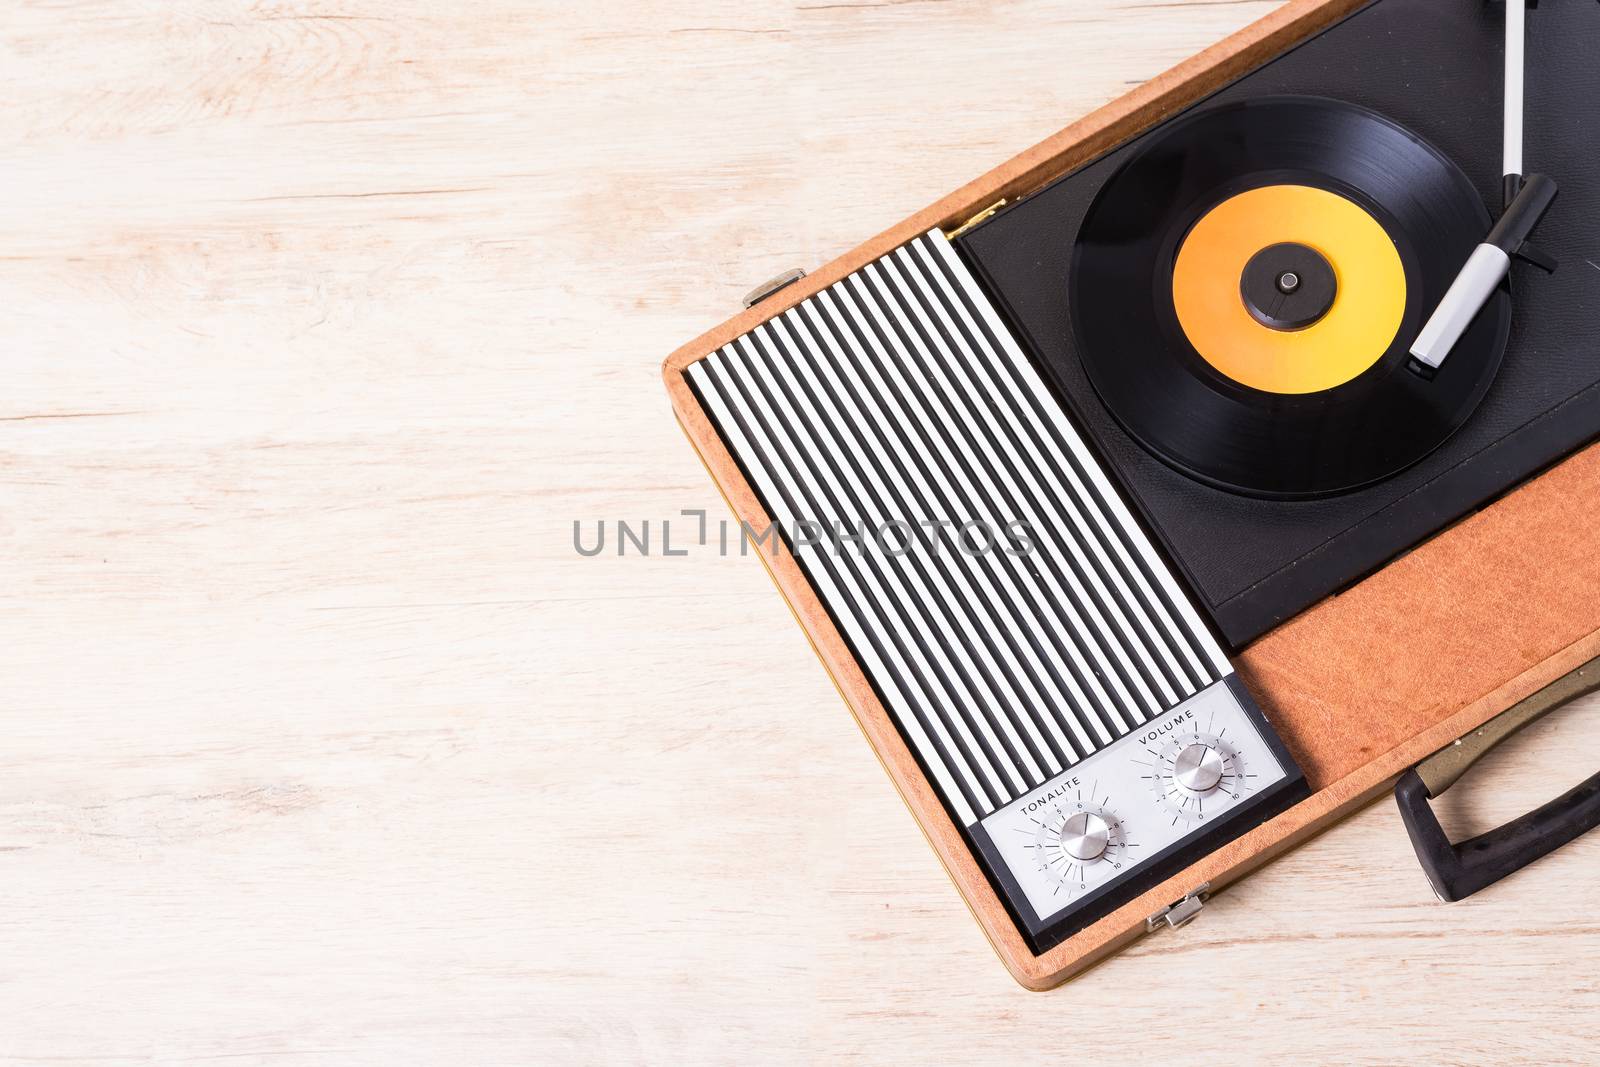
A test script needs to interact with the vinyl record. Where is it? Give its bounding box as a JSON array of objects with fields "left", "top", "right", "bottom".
[{"left": 1071, "top": 96, "right": 1510, "bottom": 499}]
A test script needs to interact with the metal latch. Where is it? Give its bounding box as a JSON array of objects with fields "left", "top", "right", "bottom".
[
  {"left": 1146, "top": 883, "right": 1210, "bottom": 932},
  {"left": 741, "top": 268, "right": 807, "bottom": 309}
]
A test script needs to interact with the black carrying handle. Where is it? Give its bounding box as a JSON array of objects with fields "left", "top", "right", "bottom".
[{"left": 1394, "top": 655, "right": 1600, "bottom": 902}]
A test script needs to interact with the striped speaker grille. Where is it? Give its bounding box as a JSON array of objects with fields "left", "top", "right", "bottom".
[{"left": 688, "top": 230, "right": 1232, "bottom": 826}]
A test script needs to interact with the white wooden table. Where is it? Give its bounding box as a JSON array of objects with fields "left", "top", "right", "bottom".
[{"left": 4, "top": 2, "right": 1597, "bottom": 1062}]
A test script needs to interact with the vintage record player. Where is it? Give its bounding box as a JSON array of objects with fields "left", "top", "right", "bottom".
[{"left": 661, "top": 0, "right": 1600, "bottom": 988}]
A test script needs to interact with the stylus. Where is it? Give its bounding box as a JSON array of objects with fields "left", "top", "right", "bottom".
[{"left": 1408, "top": 175, "right": 1558, "bottom": 376}]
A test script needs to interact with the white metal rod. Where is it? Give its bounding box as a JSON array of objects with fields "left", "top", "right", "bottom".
[{"left": 1505, "top": 0, "right": 1525, "bottom": 177}]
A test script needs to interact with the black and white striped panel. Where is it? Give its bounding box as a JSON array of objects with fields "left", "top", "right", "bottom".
[{"left": 689, "top": 230, "right": 1232, "bottom": 826}]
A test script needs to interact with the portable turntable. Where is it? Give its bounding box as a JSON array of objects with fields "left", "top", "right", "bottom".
[{"left": 662, "top": 0, "right": 1600, "bottom": 988}]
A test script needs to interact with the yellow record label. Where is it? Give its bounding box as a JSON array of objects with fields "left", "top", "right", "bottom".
[{"left": 1171, "top": 184, "right": 1406, "bottom": 395}]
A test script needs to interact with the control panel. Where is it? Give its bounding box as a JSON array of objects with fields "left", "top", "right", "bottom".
[{"left": 978, "top": 679, "right": 1289, "bottom": 926}]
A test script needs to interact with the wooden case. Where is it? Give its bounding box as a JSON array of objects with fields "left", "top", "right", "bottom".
[{"left": 660, "top": 0, "right": 1600, "bottom": 989}]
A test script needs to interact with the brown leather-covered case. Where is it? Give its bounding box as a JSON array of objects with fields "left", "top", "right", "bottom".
[{"left": 660, "top": 0, "right": 1600, "bottom": 989}]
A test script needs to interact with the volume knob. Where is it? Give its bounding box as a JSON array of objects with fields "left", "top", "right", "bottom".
[
  {"left": 1173, "top": 743, "right": 1226, "bottom": 795},
  {"left": 1059, "top": 811, "right": 1110, "bottom": 862}
]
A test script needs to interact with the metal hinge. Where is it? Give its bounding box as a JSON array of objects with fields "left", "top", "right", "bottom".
[
  {"left": 741, "top": 268, "right": 807, "bottom": 309},
  {"left": 945, "top": 198, "right": 1008, "bottom": 240},
  {"left": 1146, "top": 883, "right": 1210, "bottom": 932}
]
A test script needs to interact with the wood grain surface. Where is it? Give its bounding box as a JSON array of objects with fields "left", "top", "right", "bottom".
[{"left": 3, "top": 1, "right": 1597, "bottom": 1063}]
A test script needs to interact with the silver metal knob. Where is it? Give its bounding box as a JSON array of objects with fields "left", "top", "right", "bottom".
[
  {"left": 1059, "top": 811, "right": 1110, "bottom": 862},
  {"left": 1173, "top": 743, "right": 1225, "bottom": 795}
]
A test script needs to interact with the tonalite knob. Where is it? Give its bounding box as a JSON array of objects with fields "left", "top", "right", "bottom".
[
  {"left": 1173, "top": 743, "right": 1225, "bottom": 795},
  {"left": 1059, "top": 811, "right": 1110, "bottom": 862}
]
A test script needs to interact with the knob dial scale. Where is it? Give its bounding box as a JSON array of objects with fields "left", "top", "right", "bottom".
[
  {"left": 1031, "top": 796, "right": 1130, "bottom": 898},
  {"left": 1152, "top": 732, "right": 1249, "bottom": 824}
]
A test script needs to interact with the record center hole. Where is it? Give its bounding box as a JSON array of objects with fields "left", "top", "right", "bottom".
[{"left": 1240, "top": 242, "right": 1336, "bottom": 332}]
